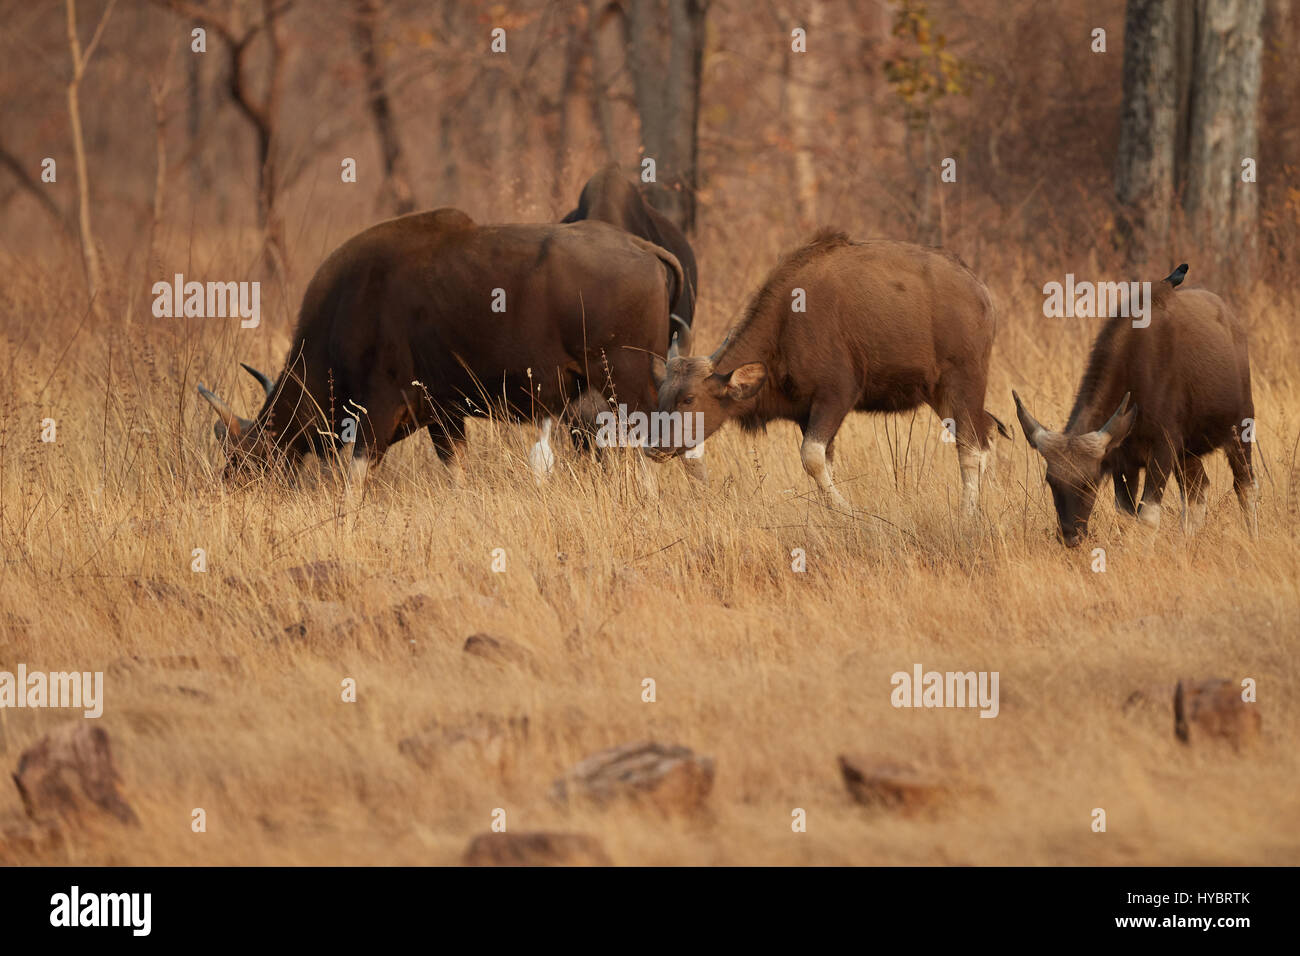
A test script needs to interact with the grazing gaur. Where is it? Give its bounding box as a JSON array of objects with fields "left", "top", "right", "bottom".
[
  {"left": 562, "top": 163, "right": 699, "bottom": 336},
  {"left": 197, "top": 209, "right": 683, "bottom": 485},
  {"left": 647, "top": 229, "right": 1011, "bottom": 514},
  {"left": 1013, "top": 264, "right": 1257, "bottom": 547},
  {"left": 561, "top": 164, "right": 705, "bottom": 478}
]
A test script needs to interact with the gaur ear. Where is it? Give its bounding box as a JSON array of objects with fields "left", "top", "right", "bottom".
[
  {"left": 651, "top": 355, "right": 667, "bottom": 390},
  {"left": 1012, "top": 390, "right": 1049, "bottom": 451},
  {"left": 724, "top": 363, "right": 766, "bottom": 401}
]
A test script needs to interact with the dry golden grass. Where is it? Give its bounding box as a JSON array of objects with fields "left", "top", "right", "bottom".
[{"left": 1, "top": 229, "right": 1297, "bottom": 866}]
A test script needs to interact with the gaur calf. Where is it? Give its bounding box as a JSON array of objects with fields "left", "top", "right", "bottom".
[{"left": 649, "top": 229, "right": 1010, "bottom": 514}]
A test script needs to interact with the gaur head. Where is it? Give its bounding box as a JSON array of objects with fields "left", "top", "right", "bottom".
[
  {"left": 647, "top": 329, "right": 767, "bottom": 460},
  {"left": 1013, "top": 390, "right": 1137, "bottom": 547},
  {"left": 197, "top": 363, "right": 299, "bottom": 479}
]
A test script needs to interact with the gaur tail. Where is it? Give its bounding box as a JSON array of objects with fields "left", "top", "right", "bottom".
[
  {"left": 986, "top": 410, "right": 1014, "bottom": 440},
  {"left": 628, "top": 236, "right": 686, "bottom": 327}
]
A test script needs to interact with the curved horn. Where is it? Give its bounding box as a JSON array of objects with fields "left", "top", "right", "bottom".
[
  {"left": 1012, "top": 390, "right": 1049, "bottom": 449},
  {"left": 707, "top": 328, "right": 734, "bottom": 368},
  {"left": 241, "top": 363, "right": 275, "bottom": 398},
  {"left": 198, "top": 384, "right": 253, "bottom": 438},
  {"left": 668, "top": 314, "right": 691, "bottom": 360},
  {"left": 1098, "top": 392, "right": 1133, "bottom": 437}
]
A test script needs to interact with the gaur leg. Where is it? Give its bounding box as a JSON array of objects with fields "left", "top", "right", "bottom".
[
  {"left": 561, "top": 388, "right": 606, "bottom": 458},
  {"left": 1178, "top": 453, "right": 1209, "bottom": 536},
  {"left": 529, "top": 417, "right": 557, "bottom": 480},
  {"left": 1114, "top": 457, "right": 1141, "bottom": 517},
  {"left": 934, "top": 370, "right": 991, "bottom": 516},
  {"left": 1227, "top": 431, "right": 1259, "bottom": 537},
  {"left": 955, "top": 426, "right": 990, "bottom": 517},
  {"left": 1138, "top": 446, "right": 1174, "bottom": 529},
  {"left": 800, "top": 397, "right": 854, "bottom": 512}
]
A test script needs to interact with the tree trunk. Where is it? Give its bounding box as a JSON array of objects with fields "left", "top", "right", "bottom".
[
  {"left": 788, "top": 0, "right": 824, "bottom": 226},
  {"left": 65, "top": 0, "right": 109, "bottom": 306},
  {"left": 554, "top": 7, "right": 585, "bottom": 205},
  {"left": 626, "top": 0, "right": 708, "bottom": 233},
  {"left": 588, "top": 0, "right": 620, "bottom": 163},
  {"left": 1184, "top": 0, "right": 1265, "bottom": 277},
  {"left": 1115, "top": 0, "right": 1180, "bottom": 265}
]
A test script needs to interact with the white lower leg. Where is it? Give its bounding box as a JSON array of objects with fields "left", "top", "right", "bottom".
[
  {"left": 1137, "top": 501, "right": 1162, "bottom": 528},
  {"left": 529, "top": 417, "right": 556, "bottom": 481},
  {"left": 958, "top": 445, "right": 988, "bottom": 515},
  {"left": 801, "top": 440, "right": 850, "bottom": 511}
]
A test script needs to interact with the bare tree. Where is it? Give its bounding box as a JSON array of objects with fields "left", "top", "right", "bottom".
[
  {"left": 159, "top": 0, "right": 291, "bottom": 273},
  {"left": 625, "top": 0, "right": 709, "bottom": 233},
  {"left": 352, "top": 0, "right": 415, "bottom": 215},
  {"left": 0, "top": 146, "right": 72, "bottom": 238},
  {"left": 65, "top": 0, "right": 117, "bottom": 306}
]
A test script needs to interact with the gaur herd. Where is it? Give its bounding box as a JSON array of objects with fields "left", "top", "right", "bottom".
[{"left": 199, "top": 163, "right": 1260, "bottom": 546}]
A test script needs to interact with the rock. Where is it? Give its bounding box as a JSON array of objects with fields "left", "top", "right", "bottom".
[
  {"left": 838, "top": 755, "right": 949, "bottom": 815},
  {"left": 1174, "top": 678, "right": 1260, "bottom": 748},
  {"left": 282, "top": 560, "right": 348, "bottom": 596},
  {"left": 462, "top": 832, "right": 611, "bottom": 866},
  {"left": 12, "top": 723, "right": 137, "bottom": 826},
  {"left": 463, "top": 633, "right": 535, "bottom": 670},
  {"left": 398, "top": 714, "right": 529, "bottom": 771},
  {"left": 549, "top": 741, "right": 714, "bottom": 814}
]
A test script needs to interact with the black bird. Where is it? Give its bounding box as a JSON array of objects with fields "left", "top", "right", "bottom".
[{"left": 1164, "top": 263, "right": 1189, "bottom": 288}]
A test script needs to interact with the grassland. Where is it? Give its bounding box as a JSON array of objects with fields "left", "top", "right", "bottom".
[{"left": 0, "top": 219, "right": 1296, "bottom": 866}]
